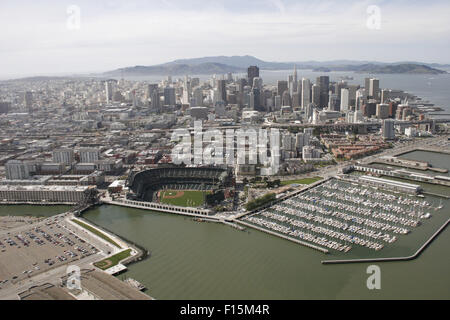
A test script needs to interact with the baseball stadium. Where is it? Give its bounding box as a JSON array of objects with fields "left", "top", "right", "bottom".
[{"left": 127, "top": 166, "right": 234, "bottom": 208}]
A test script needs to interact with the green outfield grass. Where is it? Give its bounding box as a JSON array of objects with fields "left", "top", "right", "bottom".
[
  {"left": 280, "top": 177, "right": 323, "bottom": 186},
  {"left": 160, "top": 190, "right": 210, "bottom": 207}
]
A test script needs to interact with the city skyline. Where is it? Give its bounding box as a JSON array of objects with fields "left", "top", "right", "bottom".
[{"left": 1, "top": 0, "right": 450, "bottom": 78}]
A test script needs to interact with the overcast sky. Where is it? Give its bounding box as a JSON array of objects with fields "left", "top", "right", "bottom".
[{"left": 1, "top": 0, "right": 449, "bottom": 78}]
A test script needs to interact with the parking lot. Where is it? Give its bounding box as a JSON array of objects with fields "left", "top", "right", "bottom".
[{"left": 0, "top": 218, "right": 98, "bottom": 290}]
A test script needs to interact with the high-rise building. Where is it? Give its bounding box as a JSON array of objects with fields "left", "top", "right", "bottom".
[
  {"left": 382, "top": 119, "right": 395, "bottom": 140},
  {"left": 24, "top": 91, "right": 33, "bottom": 110},
  {"left": 340, "top": 88, "right": 350, "bottom": 112},
  {"left": 328, "top": 94, "right": 340, "bottom": 112},
  {"left": 5, "top": 160, "right": 30, "bottom": 180},
  {"left": 0, "top": 102, "right": 10, "bottom": 114},
  {"left": 79, "top": 148, "right": 100, "bottom": 163},
  {"left": 365, "top": 78, "right": 371, "bottom": 99},
  {"left": 277, "top": 80, "right": 288, "bottom": 97},
  {"left": 301, "top": 78, "right": 311, "bottom": 109},
  {"left": 247, "top": 66, "right": 259, "bottom": 87},
  {"left": 164, "top": 87, "right": 176, "bottom": 106},
  {"left": 376, "top": 103, "right": 390, "bottom": 119},
  {"left": 316, "top": 76, "right": 329, "bottom": 108},
  {"left": 216, "top": 79, "right": 227, "bottom": 103},
  {"left": 146, "top": 84, "right": 159, "bottom": 101},
  {"left": 192, "top": 87, "right": 204, "bottom": 107},
  {"left": 105, "top": 81, "right": 114, "bottom": 103},
  {"left": 53, "top": 149, "right": 75, "bottom": 165},
  {"left": 370, "top": 78, "right": 380, "bottom": 100},
  {"left": 151, "top": 90, "right": 160, "bottom": 112},
  {"left": 311, "top": 84, "right": 320, "bottom": 107},
  {"left": 281, "top": 90, "right": 291, "bottom": 107}
]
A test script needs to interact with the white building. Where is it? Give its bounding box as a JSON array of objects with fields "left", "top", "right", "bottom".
[
  {"left": 0, "top": 185, "right": 96, "bottom": 204},
  {"left": 79, "top": 148, "right": 100, "bottom": 163},
  {"left": 382, "top": 119, "right": 395, "bottom": 140},
  {"left": 5, "top": 160, "right": 30, "bottom": 180},
  {"left": 340, "top": 88, "right": 349, "bottom": 113},
  {"left": 53, "top": 149, "right": 74, "bottom": 165}
]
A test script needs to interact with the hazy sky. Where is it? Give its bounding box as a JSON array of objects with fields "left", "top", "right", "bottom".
[{"left": 1, "top": 0, "right": 449, "bottom": 78}]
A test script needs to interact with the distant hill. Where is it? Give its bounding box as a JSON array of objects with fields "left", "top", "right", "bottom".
[
  {"left": 351, "top": 63, "right": 447, "bottom": 74},
  {"left": 103, "top": 55, "right": 448, "bottom": 76},
  {"left": 104, "top": 62, "right": 245, "bottom": 77}
]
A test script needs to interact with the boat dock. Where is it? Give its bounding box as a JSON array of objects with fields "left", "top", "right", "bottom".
[
  {"left": 237, "top": 220, "right": 329, "bottom": 254},
  {"left": 321, "top": 218, "right": 449, "bottom": 265},
  {"left": 124, "top": 278, "right": 146, "bottom": 291}
]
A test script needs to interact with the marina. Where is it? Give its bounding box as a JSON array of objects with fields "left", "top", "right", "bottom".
[{"left": 241, "top": 178, "right": 440, "bottom": 253}]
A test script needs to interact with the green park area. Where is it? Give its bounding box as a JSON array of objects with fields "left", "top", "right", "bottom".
[{"left": 94, "top": 249, "right": 132, "bottom": 270}]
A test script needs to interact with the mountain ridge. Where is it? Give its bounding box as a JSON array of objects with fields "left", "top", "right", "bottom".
[{"left": 103, "top": 55, "right": 448, "bottom": 76}]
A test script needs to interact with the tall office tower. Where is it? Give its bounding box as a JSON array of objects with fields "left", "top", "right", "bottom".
[
  {"left": 316, "top": 76, "right": 330, "bottom": 108},
  {"left": 348, "top": 85, "right": 359, "bottom": 108},
  {"left": 293, "top": 65, "right": 298, "bottom": 91},
  {"left": 277, "top": 80, "right": 288, "bottom": 96},
  {"left": 24, "top": 91, "right": 33, "bottom": 110},
  {"left": 182, "top": 88, "right": 190, "bottom": 105},
  {"left": 5, "top": 160, "right": 30, "bottom": 180},
  {"left": 167, "top": 75, "right": 172, "bottom": 84},
  {"left": 305, "top": 103, "right": 314, "bottom": 122},
  {"left": 0, "top": 101, "right": 11, "bottom": 114},
  {"left": 347, "top": 111, "right": 355, "bottom": 123},
  {"left": 151, "top": 90, "right": 160, "bottom": 112},
  {"left": 288, "top": 75, "right": 295, "bottom": 96},
  {"left": 382, "top": 119, "right": 395, "bottom": 140},
  {"left": 53, "top": 149, "right": 75, "bottom": 165},
  {"left": 376, "top": 103, "right": 390, "bottom": 119},
  {"left": 227, "top": 72, "right": 233, "bottom": 82},
  {"left": 282, "top": 90, "right": 291, "bottom": 107},
  {"left": 355, "top": 89, "right": 365, "bottom": 110},
  {"left": 216, "top": 79, "right": 227, "bottom": 103},
  {"left": 297, "top": 81, "right": 302, "bottom": 97},
  {"left": 274, "top": 95, "right": 282, "bottom": 111},
  {"left": 79, "top": 148, "right": 100, "bottom": 163},
  {"left": 164, "top": 87, "right": 176, "bottom": 106},
  {"left": 369, "top": 78, "right": 380, "bottom": 100},
  {"left": 354, "top": 110, "right": 364, "bottom": 123},
  {"left": 192, "top": 87, "right": 204, "bottom": 107},
  {"left": 145, "top": 84, "right": 159, "bottom": 101},
  {"left": 365, "top": 78, "right": 371, "bottom": 99},
  {"left": 301, "top": 78, "right": 311, "bottom": 109},
  {"left": 247, "top": 66, "right": 259, "bottom": 87},
  {"left": 105, "top": 81, "right": 114, "bottom": 103},
  {"left": 334, "top": 81, "right": 346, "bottom": 101},
  {"left": 292, "top": 92, "right": 300, "bottom": 108},
  {"left": 191, "top": 77, "right": 200, "bottom": 88},
  {"left": 253, "top": 77, "right": 263, "bottom": 90},
  {"left": 252, "top": 88, "right": 262, "bottom": 111},
  {"left": 381, "top": 89, "right": 389, "bottom": 103},
  {"left": 363, "top": 102, "right": 377, "bottom": 118},
  {"left": 311, "top": 84, "right": 320, "bottom": 107},
  {"left": 249, "top": 91, "right": 255, "bottom": 110},
  {"left": 340, "top": 88, "right": 350, "bottom": 112},
  {"left": 328, "top": 94, "right": 340, "bottom": 111}
]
